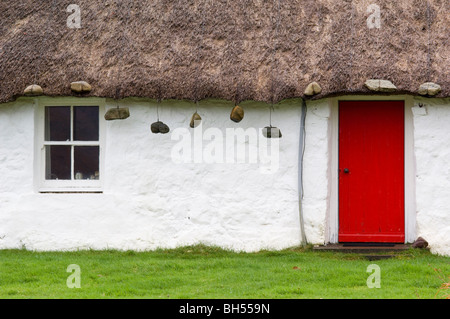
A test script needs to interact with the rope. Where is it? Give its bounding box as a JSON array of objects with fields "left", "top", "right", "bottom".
[
  {"left": 269, "top": 0, "right": 281, "bottom": 125},
  {"left": 270, "top": 0, "right": 281, "bottom": 105},
  {"left": 349, "top": 0, "right": 355, "bottom": 91},
  {"left": 234, "top": 0, "right": 246, "bottom": 105},
  {"left": 193, "top": 0, "right": 206, "bottom": 104},
  {"left": 270, "top": 104, "right": 273, "bottom": 127},
  {"left": 34, "top": 1, "right": 55, "bottom": 85},
  {"left": 157, "top": 100, "right": 160, "bottom": 121},
  {"left": 426, "top": 1, "right": 432, "bottom": 81}
]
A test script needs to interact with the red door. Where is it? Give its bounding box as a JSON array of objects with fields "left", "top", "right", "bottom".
[{"left": 339, "top": 101, "right": 405, "bottom": 243}]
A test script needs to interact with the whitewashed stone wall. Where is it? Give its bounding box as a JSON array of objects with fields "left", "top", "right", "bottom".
[
  {"left": 412, "top": 97, "right": 450, "bottom": 256},
  {"left": 1, "top": 96, "right": 449, "bottom": 256},
  {"left": 0, "top": 97, "right": 304, "bottom": 252},
  {"left": 301, "top": 97, "right": 450, "bottom": 256},
  {"left": 302, "top": 99, "right": 330, "bottom": 244}
]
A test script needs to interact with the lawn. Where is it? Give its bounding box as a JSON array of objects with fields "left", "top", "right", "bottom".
[{"left": 0, "top": 245, "right": 448, "bottom": 299}]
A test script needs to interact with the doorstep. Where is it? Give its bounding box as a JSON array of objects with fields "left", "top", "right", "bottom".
[{"left": 313, "top": 243, "right": 413, "bottom": 260}]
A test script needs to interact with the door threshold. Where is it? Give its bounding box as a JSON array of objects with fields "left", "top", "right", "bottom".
[
  {"left": 342, "top": 242, "right": 397, "bottom": 247},
  {"left": 313, "top": 243, "right": 411, "bottom": 253}
]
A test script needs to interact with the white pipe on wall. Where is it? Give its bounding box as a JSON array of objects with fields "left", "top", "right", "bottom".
[{"left": 298, "top": 99, "right": 307, "bottom": 246}]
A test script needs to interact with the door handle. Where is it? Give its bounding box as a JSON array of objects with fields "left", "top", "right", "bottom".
[{"left": 343, "top": 168, "right": 350, "bottom": 173}]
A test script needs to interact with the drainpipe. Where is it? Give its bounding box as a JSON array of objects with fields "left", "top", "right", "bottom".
[{"left": 298, "top": 98, "right": 308, "bottom": 246}]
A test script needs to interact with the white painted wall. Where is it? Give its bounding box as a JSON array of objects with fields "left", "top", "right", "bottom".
[
  {"left": 1, "top": 96, "right": 449, "bottom": 256},
  {"left": 302, "top": 99, "right": 330, "bottom": 244},
  {"left": 0, "top": 97, "right": 303, "bottom": 252},
  {"left": 412, "top": 97, "right": 450, "bottom": 256},
  {"left": 301, "top": 96, "right": 450, "bottom": 256}
]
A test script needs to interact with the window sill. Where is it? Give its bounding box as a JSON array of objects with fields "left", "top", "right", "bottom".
[
  {"left": 38, "top": 187, "right": 103, "bottom": 193},
  {"left": 39, "top": 191, "right": 103, "bottom": 194}
]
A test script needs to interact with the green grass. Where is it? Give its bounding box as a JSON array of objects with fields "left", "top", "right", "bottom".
[{"left": 0, "top": 245, "right": 448, "bottom": 299}]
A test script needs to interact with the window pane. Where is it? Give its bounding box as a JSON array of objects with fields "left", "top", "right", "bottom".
[
  {"left": 74, "top": 146, "right": 99, "bottom": 180},
  {"left": 73, "top": 106, "right": 99, "bottom": 141},
  {"left": 45, "top": 106, "right": 70, "bottom": 141},
  {"left": 45, "top": 145, "right": 71, "bottom": 180}
]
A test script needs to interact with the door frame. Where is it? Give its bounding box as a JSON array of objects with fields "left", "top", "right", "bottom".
[{"left": 326, "top": 95, "right": 416, "bottom": 244}]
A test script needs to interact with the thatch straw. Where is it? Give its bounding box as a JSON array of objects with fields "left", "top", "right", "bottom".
[{"left": 0, "top": 0, "right": 448, "bottom": 104}]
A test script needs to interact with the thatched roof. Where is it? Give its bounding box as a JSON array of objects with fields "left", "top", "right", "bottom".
[{"left": 0, "top": 0, "right": 448, "bottom": 104}]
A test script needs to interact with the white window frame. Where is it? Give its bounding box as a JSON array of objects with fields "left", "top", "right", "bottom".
[{"left": 34, "top": 97, "right": 106, "bottom": 192}]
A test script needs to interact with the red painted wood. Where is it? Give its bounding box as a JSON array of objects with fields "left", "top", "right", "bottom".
[{"left": 338, "top": 101, "right": 405, "bottom": 243}]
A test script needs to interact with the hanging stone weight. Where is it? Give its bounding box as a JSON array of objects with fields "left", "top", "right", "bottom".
[
  {"left": 304, "top": 81, "right": 322, "bottom": 96},
  {"left": 190, "top": 112, "right": 202, "bottom": 128},
  {"left": 24, "top": 84, "right": 43, "bottom": 96},
  {"left": 150, "top": 121, "right": 161, "bottom": 133},
  {"left": 230, "top": 105, "right": 244, "bottom": 123},
  {"left": 262, "top": 126, "right": 282, "bottom": 138},
  {"left": 158, "top": 122, "right": 170, "bottom": 134},
  {"left": 104, "top": 107, "right": 130, "bottom": 120},
  {"left": 151, "top": 121, "right": 170, "bottom": 134},
  {"left": 364, "top": 79, "right": 397, "bottom": 92},
  {"left": 418, "top": 82, "right": 441, "bottom": 96},
  {"left": 70, "top": 81, "right": 92, "bottom": 93}
]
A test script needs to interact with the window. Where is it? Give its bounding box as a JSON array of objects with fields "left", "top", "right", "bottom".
[{"left": 36, "top": 98, "right": 105, "bottom": 192}]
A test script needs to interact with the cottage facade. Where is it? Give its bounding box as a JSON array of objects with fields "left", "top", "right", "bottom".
[{"left": 0, "top": 1, "right": 449, "bottom": 255}]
